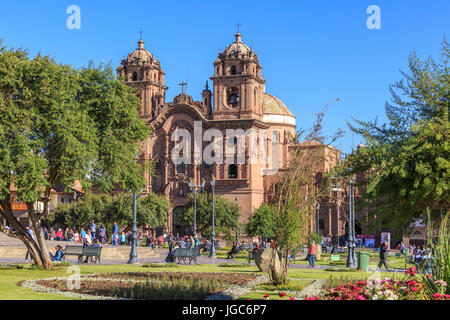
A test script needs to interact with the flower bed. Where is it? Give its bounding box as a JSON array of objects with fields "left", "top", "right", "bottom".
[
  {"left": 305, "top": 267, "right": 450, "bottom": 300},
  {"left": 30, "top": 272, "right": 261, "bottom": 300}
]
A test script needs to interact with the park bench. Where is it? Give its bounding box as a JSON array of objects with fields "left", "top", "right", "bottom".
[
  {"left": 81, "top": 246, "right": 102, "bottom": 264},
  {"left": 63, "top": 245, "right": 84, "bottom": 263},
  {"left": 62, "top": 245, "right": 102, "bottom": 264},
  {"left": 248, "top": 250, "right": 257, "bottom": 263},
  {"left": 173, "top": 247, "right": 199, "bottom": 265},
  {"left": 239, "top": 243, "right": 254, "bottom": 251}
]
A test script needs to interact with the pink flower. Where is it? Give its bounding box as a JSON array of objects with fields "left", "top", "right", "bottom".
[
  {"left": 435, "top": 280, "right": 447, "bottom": 287},
  {"left": 410, "top": 287, "right": 418, "bottom": 292},
  {"left": 357, "top": 281, "right": 366, "bottom": 287},
  {"left": 356, "top": 295, "right": 365, "bottom": 300},
  {"left": 289, "top": 297, "right": 296, "bottom": 300}
]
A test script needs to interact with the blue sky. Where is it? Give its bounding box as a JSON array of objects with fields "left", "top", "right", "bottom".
[{"left": 1, "top": 0, "right": 449, "bottom": 153}]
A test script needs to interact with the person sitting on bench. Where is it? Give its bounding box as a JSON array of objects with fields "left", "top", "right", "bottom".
[
  {"left": 227, "top": 242, "right": 239, "bottom": 259},
  {"left": 49, "top": 245, "right": 63, "bottom": 261},
  {"left": 83, "top": 238, "right": 100, "bottom": 263}
]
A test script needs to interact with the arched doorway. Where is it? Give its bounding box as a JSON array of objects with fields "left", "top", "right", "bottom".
[{"left": 172, "top": 206, "right": 190, "bottom": 238}]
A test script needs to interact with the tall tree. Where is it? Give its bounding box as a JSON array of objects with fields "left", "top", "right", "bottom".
[
  {"left": 182, "top": 192, "right": 240, "bottom": 239},
  {"left": 0, "top": 43, "right": 150, "bottom": 268},
  {"left": 47, "top": 192, "right": 169, "bottom": 237},
  {"left": 270, "top": 101, "right": 343, "bottom": 284},
  {"left": 338, "top": 39, "right": 449, "bottom": 233},
  {"left": 246, "top": 203, "right": 277, "bottom": 240}
]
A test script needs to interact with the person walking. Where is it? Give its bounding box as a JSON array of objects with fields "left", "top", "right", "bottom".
[
  {"left": 99, "top": 224, "right": 106, "bottom": 244},
  {"left": 399, "top": 241, "right": 405, "bottom": 255},
  {"left": 89, "top": 220, "right": 97, "bottom": 240},
  {"left": 308, "top": 241, "right": 316, "bottom": 267},
  {"left": 112, "top": 222, "right": 119, "bottom": 245},
  {"left": 25, "top": 226, "right": 35, "bottom": 262},
  {"left": 377, "top": 242, "right": 390, "bottom": 271}
]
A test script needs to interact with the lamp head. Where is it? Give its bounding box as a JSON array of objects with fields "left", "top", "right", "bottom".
[{"left": 211, "top": 174, "right": 216, "bottom": 186}]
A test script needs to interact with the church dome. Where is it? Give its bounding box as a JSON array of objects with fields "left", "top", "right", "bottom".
[
  {"left": 123, "top": 39, "right": 155, "bottom": 66},
  {"left": 223, "top": 33, "right": 251, "bottom": 57},
  {"left": 262, "top": 93, "right": 296, "bottom": 126}
]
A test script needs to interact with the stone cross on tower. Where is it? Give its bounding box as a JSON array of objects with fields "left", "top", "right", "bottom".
[
  {"left": 235, "top": 20, "right": 242, "bottom": 33},
  {"left": 179, "top": 81, "right": 187, "bottom": 94},
  {"left": 138, "top": 29, "right": 144, "bottom": 40}
]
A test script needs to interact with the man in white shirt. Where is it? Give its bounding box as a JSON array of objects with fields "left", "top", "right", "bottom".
[
  {"left": 83, "top": 230, "right": 93, "bottom": 263},
  {"left": 84, "top": 230, "right": 92, "bottom": 246}
]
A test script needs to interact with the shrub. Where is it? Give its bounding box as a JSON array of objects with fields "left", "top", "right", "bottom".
[
  {"left": 218, "top": 262, "right": 250, "bottom": 268},
  {"left": 110, "top": 277, "right": 226, "bottom": 300},
  {"left": 142, "top": 263, "right": 177, "bottom": 268}
]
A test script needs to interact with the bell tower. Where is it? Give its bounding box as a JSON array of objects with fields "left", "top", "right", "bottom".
[
  {"left": 210, "top": 32, "right": 265, "bottom": 120},
  {"left": 117, "top": 36, "right": 168, "bottom": 119}
]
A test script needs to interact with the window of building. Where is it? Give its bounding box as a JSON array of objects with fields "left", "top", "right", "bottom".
[
  {"left": 176, "top": 163, "right": 185, "bottom": 174},
  {"left": 132, "top": 72, "right": 138, "bottom": 81},
  {"left": 319, "top": 219, "right": 325, "bottom": 230},
  {"left": 227, "top": 87, "right": 240, "bottom": 107},
  {"left": 231, "top": 66, "right": 236, "bottom": 75},
  {"left": 228, "top": 164, "right": 238, "bottom": 179}
]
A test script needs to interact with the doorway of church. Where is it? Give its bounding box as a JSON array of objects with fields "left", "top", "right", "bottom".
[{"left": 172, "top": 206, "right": 190, "bottom": 239}]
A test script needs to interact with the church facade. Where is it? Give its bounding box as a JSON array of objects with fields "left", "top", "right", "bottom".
[{"left": 117, "top": 32, "right": 297, "bottom": 237}]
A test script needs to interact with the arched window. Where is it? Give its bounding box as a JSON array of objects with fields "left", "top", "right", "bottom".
[
  {"left": 176, "top": 163, "right": 185, "bottom": 174},
  {"left": 227, "top": 87, "right": 240, "bottom": 107},
  {"left": 228, "top": 164, "right": 238, "bottom": 178}
]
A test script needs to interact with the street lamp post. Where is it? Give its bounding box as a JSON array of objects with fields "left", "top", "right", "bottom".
[
  {"left": 189, "top": 178, "right": 205, "bottom": 237},
  {"left": 313, "top": 202, "right": 320, "bottom": 235},
  {"left": 331, "top": 176, "right": 343, "bottom": 246},
  {"left": 210, "top": 175, "right": 216, "bottom": 257},
  {"left": 128, "top": 191, "right": 139, "bottom": 264},
  {"left": 346, "top": 177, "right": 357, "bottom": 268},
  {"left": 235, "top": 197, "right": 239, "bottom": 245},
  {"left": 72, "top": 192, "right": 78, "bottom": 231}
]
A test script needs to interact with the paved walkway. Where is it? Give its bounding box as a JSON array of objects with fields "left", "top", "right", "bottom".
[{"left": 0, "top": 248, "right": 406, "bottom": 273}]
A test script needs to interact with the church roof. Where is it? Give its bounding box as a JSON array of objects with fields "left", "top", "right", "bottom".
[
  {"left": 262, "top": 93, "right": 294, "bottom": 116},
  {"left": 223, "top": 33, "right": 251, "bottom": 57},
  {"left": 261, "top": 93, "right": 296, "bottom": 126},
  {"left": 123, "top": 39, "right": 156, "bottom": 66}
]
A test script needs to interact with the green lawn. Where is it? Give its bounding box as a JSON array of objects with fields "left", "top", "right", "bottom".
[{"left": 0, "top": 262, "right": 408, "bottom": 300}]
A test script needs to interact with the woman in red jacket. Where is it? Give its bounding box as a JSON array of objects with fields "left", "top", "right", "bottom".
[{"left": 308, "top": 241, "right": 316, "bottom": 267}]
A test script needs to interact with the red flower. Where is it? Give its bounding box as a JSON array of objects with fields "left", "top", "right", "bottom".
[
  {"left": 357, "top": 281, "right": 366, "bottom": 287},
  {"left": 278, "top": 292, "right": 286, "bottom": 298},
  {"left": 407, "top": 280, "right": 418, "bottom": 287},
  {"left": 263, "top": 294, "right": 270, "bottom": 299},
  {"left": 405, "top": 267, "right": 417, "bottom": 276},
  {"left": 410, "top": 287, "right": 418, "bottom": 292}
]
